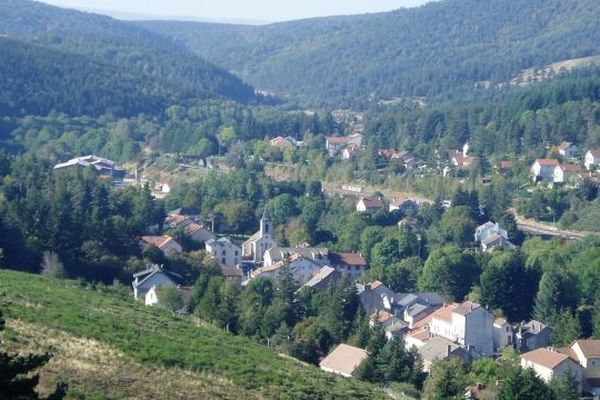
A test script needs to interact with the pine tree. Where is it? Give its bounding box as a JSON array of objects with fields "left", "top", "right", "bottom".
[
  {"left": 498, "top": 367, "right": 555, "bottom": 400},
  {"left": 533, "top": 270, "right": 562, "bottom": 325},
  {"left": 549, "top": 370, "right": 580, "bottom": 400}
]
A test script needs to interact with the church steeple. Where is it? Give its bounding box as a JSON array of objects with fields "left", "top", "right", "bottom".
[{"left": 260, "top": 206, "right": 272, "bottom": 236}]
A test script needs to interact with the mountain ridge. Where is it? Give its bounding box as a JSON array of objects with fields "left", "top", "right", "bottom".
[{"left": 137, "top": 0, "right": 600, "bottom": 107}]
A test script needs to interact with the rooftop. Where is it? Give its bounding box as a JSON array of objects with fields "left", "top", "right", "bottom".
[
  {"left": 319, "top": 344, "right": 369, "bottom": 377},
  {"left": 521, "top": 348, "right": 570, "bottom": 369}
]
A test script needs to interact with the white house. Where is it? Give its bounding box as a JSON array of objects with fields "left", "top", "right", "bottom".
[
  {"left": 356, "top": 197, "right": 384, "bottom": 213},
  {"left": 389, "top": 198, "right": 419, "bottom": 214},
  {"left": 131, "top": 264, "right": 179, "bottom": 300},
  {"left": 325, "top": 136, "right": 349, "bottom": 156},
  {"left": 242, "top": 208, "right": 278, "bottom": 264},
  {"left": 205, "top": 237, "right": 241, "bottom": 267},
  {"left": 319, "top": 344, "right": 369, "bottom": 377},
  {"left": 263, "top": 247, "right": 329, "bottom": 268},
  {"left": 585, "top": 149, "right": 600, "bottom": 170},
  {"left": 557, "top": 141, "right": 578, "bottom": 158},
  {"left": 531, "top": 159, "right": 562, "bottom": 183},
  {"left": 250, "top": 254, "right": 323, "bottom": 286},
  {"left": 520, "top": 348, "right": 582, "bottom": 390},
  {"left": 427, "top": 301, "right": 494, "bottom": 357},
  {"left": 141, "top": 235, "right": 183, "bottom": 256},
  {"left": 160, "top": 182, "right": 173, "bottom": 194}
]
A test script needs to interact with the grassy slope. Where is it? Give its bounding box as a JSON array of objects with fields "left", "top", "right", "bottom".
[{"left": 0, "top": 269, "right": 386, "bottom": 400}]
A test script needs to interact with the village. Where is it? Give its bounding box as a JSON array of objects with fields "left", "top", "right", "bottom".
[{"left": 47, "top": 121, "right": 600, "bottom": 398}]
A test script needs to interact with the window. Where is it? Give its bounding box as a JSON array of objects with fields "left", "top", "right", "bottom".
[
  {"left": 235, "top": 251, "right": 238, "bottom": 256},
  {"left": 222, "top": 258, "right": 225, "bottom": 264},
  {"left": 592, "top": 359, "right": 599, "bottom": 368}
]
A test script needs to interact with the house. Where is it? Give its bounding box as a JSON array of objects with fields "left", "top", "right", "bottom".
[
  {"left": 389, "top": 198, "right": 419, "bottom": 214},
  {"left": 520, "top": 348, "right": 582, "bottom": 389},
  {"left": 475, "top": 221, "right": 514, "bottom": 252},
  {"left": 371, "top": 311, "right": 410, "bottom": 340},
  {"left": 356, "top": 197, "right": 384, "bottom": 213},
  {"left": 263, "top": 247, "right": 329, "bottom": 268},
  {"left": 481, "top": 234, "right": 515, "bottom": 252},
  {"left": 205, "top": 237, "right": 241, "bottom": 267},
  {"left": 220, "top": 264, "right": 244, "bottom": 286},
  {"left": 493, "top": 318, "right": 513, "bottom": 353},
  {"left": 426, "top": 301, "right": 495, "bottom": 357},
  {"left": 242, "top": 208, "right": 278, "bottom": 264},
  {"left": 53, "top": 155, "right": 126, "bottom": 180},
  {"left": 249, "top": 254, "right": 323, "bottom": 286},
  {"left": 329, "top": 252, "right": 367, "bottom": 280},
  {"left": 448, "top": 148, "right": 476, "bottom": 169},
  {"left": 168, "top": 206, "right": 201, "bottom": 221},
  {"left": 300, "top": 266, "right": 340, "bottom": 291},
  {"left": 418, "top": 336, "right": 476, "bottom": 372},
  {"left": 342, "top": 146, "right": 361, "bottom": 160},
  {"left": 403, "top": 302, "right": 435, "bottom": 329},
  {"left": 270, "top": 136, "right": 296, "bottom": 149},
  {"left": 392, "top": 150, "right": 419, "bottom": 169},
  {"left": 319, "top": 344, "right": 369, "bottom": 377},
  {"left": 561, "top": 163, "right": 584, "bottom": 182},
  {"left": 564, "top": 340, "right": 600, "bottom": 395},
  {"left": 160, "top": 182, "right": 173, "bottom": 194},
  {"left": 378, "top": 149, "right": 397, "bottom": 159},
  {"left": 585, "top": 149, "right": 600, "bottom": 170},
  {"left": 141, "top": 235, "right": 183, "bottom": 256},
  {"left": 131, "top": 264, "right": 180, "bottom": 301},
  {"left": 557, "top": 141, "right": 578, "bottom": 158},
  {"left": 516, "top": 320, "right": 552, "bottom": 352},
  {"left": 183, "top": 223, "right": 215, "bottom": 244},
  {"left": 165, "top": 214, "right": 195, "bottom": 230},
  {"left": 498, "top": 160, "right": 513, "bottom": 173},
  {"left": 358, "top": 281, "right": 398, "bottom": 317},
  {"left": 531, "top": 159, "right": 562, "bottom": 183},
  {"left": 325, "top": 136, "right": 348, "bottom": 156},
  {"left": 475, "top": 222, "right": 508, "bottom": 243}
]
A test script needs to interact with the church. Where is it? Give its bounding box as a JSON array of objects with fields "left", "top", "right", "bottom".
[{"left": 242, "top": 207, "right": 278, "bottom": 263}]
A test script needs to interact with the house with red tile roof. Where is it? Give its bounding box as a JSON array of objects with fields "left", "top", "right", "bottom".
[
  {"left": 356, "top": 197, "right": 384, "bottom": 213},
  {"left": 330, "top": 252, "right": 367, "bottom": 280},
  {"left": 141, "top": 235, "right": 182, "bottom": 256}
]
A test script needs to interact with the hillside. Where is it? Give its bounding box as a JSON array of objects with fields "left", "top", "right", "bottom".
[
  {"left": 0, "top": 269, "right": 386, "bottom": 399},
  {"left": 0, "top": 37, "right": 198, "bottom": 117},
  {"left": 0, "top": 0, "right": 256, "bottom": 115},
  {"left": 138, "top": 0, "right": 600, "bottom": 107}
]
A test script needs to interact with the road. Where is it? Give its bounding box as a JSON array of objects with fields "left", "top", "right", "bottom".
[{"left": 510, "top": 209, "right": 598, "bottom": 240}]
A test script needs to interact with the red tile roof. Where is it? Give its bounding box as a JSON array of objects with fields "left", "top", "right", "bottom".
[
  {"left": 332, "top": 252, "right": 367, "bottom": 267},
  {"left": 142, "top": 235, "right": 174, "bottom": 249},
  {"left": 326, "top": 136, "right": 349, "bottom": 145},
  {"left": 574, "top": 340, "right": 600, "bottom": 358},
  {"left": 535, "top": 158, "right": 560, "bottom": 167}
]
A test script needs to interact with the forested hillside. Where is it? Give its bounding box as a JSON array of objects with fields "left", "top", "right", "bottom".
[
  {"left": 139, "top": 0, "right": 600, "bottom": 107},
  {"left": 0, "top": 38, "right": 199, "bottom": 117},
  {"left": 0, "top": 0, "right": 256, "bottom": 116}
]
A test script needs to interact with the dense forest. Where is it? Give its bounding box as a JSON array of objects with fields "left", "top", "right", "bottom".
[
  {"left": 0, "top": 0, "right": 257, "bottom": 116},
  {"left": 139, "top": 0, "right": 600, "bottom": 107}
]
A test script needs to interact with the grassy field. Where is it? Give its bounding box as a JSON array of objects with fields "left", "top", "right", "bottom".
[{"left": 0, "top": 269, "right": 387, "bottom": 399}]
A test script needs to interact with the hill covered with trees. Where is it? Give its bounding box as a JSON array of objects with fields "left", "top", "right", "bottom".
[
  {"left": 138, "top": 0, "right": 600, "bottom": 107},
  {"left": 0, "top": 0, "right": 257, "bottom": 116}
]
